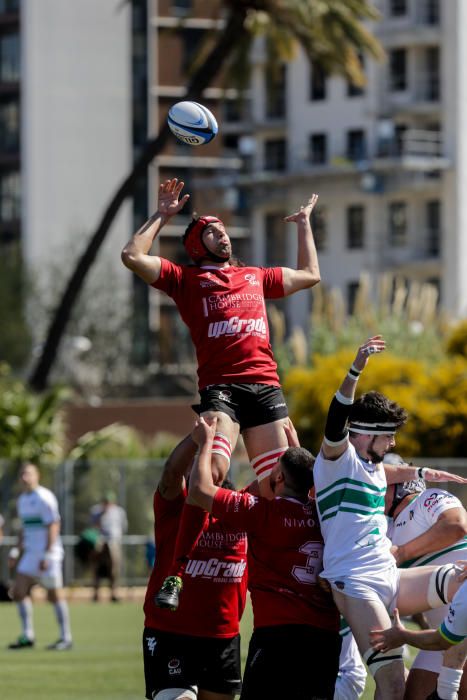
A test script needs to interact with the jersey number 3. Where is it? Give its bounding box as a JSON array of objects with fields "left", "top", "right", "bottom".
[{"left": 292, "top": 541, "right": 323, "bottom": 585}]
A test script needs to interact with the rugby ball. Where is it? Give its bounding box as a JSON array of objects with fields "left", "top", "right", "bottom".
[{"left": 167, "top": 101, "right": 218, "bottom": 146}]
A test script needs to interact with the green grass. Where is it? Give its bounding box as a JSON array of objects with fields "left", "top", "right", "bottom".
[{"left": 0, "top": 596, "right": 412, "bottom": 699}]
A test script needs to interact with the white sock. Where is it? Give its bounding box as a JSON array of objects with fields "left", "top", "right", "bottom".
[
  {"left": 17, "top": 599, "right": 34, "bottom": 640},
  {"left": 54, "top": 600, "right": 72, "bottom": 642},
  {"left": 437, "top": 666, "right": 463, "bottom": 700}
]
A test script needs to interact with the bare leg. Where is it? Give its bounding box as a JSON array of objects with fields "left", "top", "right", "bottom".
[
  {"left": 331, "top": 588, "right": 405, "bottom": 700},
  {"left": 397, "top": 566, "right": 463, "bottom": 616},
  {"left": 243, "top": 418, "right": 289, "bottom": 498}
]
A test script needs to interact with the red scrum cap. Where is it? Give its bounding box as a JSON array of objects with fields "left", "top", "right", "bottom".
[{"left": 182, "top": 215, "right": 225, "bottom": 263}]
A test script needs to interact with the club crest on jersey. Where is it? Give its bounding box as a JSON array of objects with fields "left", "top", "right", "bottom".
[
  {"left": 244, "top": 273, "right": 259, "bottom": 286},
  {"left": 168, "top": 658, "right": 182, "bottom": 675},
  {"left": 218, "top": 390, "right": 232, "bottom": 402}
]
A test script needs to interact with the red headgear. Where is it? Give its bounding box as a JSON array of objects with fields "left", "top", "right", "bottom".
[{"left": 183, "top": 215, "right": 224, "bottom": 263}]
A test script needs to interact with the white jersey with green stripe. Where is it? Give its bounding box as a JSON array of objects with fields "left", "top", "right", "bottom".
[
  {"left": 18, "top": 486, "right": 63, "bottom": 559},
  {"left": 439, "top": 581, "right": 467, "bottom": 645},
  {"left": 389, "top": 488, "right": 467, "bottom": 569},
  {"left": 314, "top": 443, "right": 393, "bottom": 579}
]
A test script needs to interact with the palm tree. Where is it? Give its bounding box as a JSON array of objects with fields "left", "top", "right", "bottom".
[{"left": 29, "top": 0, "right": 383, "bottom": 391}]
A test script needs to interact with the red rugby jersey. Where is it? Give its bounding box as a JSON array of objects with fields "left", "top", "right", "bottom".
[
  {"left": 144, "top": 490, "right": 248, "bottom": 638},
  {"left": 212, "top": 488, "right": 339, "bottom": 632},
  {"left": 151, "top": 261, "right": 284, "bottom": 389}
]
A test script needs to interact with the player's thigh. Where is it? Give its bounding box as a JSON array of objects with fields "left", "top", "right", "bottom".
[
  {"left": 396, "top": 565, "right": 454, "bottom": 616},
  {"left": 142, "top": 628, "right": 198, "bottom": 700},
  {"left": 242, "top": 418, "right": 288, "bottom": 458},
  {"left": 331, "top": 589, "right": 393, "bottom": 658},
  {"left": 242, "top": 625, "right": 340, "bottom": 699},
  {"left": 11, "top": 572, "right": 35, "bottom": 600},
  {"left": 198, "top": 692, "right": 234, "bottom": 700},
  {"left": 242, "top": 419, "right": 289, "bottom": 497},
  {"left": 404, "top": 668, "right": 439, "bottom": 700},
  {"left": 201, "top": 409, "right": 239, "bottom": 482}
]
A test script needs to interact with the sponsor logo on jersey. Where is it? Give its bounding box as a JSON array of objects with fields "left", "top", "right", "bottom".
[
  {"left": 218, "top": 390, "right": 232, "bottom": 402},
  {"left": 424, "top": 492, "right": 449, "bottom": 511},
  {"left": 208, "top": 316, "right": 267, "bottom": 339},
  {"left": 185, "top": 557, "right": 247, "bottom": 581},
  {"left": 146, "top": 637, "right": 157, "bottom": 656},
  {"left": 244, "top": 273, "right": 260, "bottom": 286}
]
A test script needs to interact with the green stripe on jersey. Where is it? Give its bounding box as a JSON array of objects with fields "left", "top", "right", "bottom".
[
  {"left": 439, "top": 622, "right": 465, "bottom": 645},
  {"left": 316, "top": 477, "right": 385, "bottom": 499},
  {"left": 321, "top": 505, "right": 385, "bottom": 522},
  {"left": 22, "top": 517, "right": 45, "bottom": 527},
  {"left": 318, "top": 483, "right": 385, "bottom": 519},
  {"left": 399, "top": 537, "right": 467, "bottom": 569}
]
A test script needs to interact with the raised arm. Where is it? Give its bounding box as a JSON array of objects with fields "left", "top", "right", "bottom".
[
  {"left": 187, "top": 416, "right": 219, "bottom": 512},
  {"left": 321, "top": 336, "right": 386, "bottom": 460},
  {"left": 158, "top": 434, "right": 198, "bottom": 501},
  {"left": 281, "top": 195, "right": 321, "bottom": 295},
  {"left": 121, "top": 178, "right": 190, "bottom": 284}
]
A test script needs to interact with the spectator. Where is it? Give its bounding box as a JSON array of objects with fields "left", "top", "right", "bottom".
[{"left": 90, "top": 491, "right": 128, "bottom": 602}]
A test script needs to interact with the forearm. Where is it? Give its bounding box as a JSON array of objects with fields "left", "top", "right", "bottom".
[
  {"left": 188, "top": 439, "right": 217, "bottom": 511},
  {"left": 45, "top": 522, "right": 59, "bottom": 553},
  {"left": 296, "top": 216, "right": 320, "bottom": 280},
  {"left": 401, "top": 628, "right": 447, "bottom": 651},
  {"left": 123, "top": 210, "right": 169, "bottom": 260},
  {"left": 396, "top": 518, "right": 467, "bottom": 564}
]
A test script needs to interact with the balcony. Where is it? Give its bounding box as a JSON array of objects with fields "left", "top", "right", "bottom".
[{"left": 381, "top": 71, "right": 441, "bottom": 116}]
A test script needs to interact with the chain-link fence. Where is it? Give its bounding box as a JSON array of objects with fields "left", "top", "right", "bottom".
[{"left": 1, "top": 457, "right": 466, "bottom": 587}]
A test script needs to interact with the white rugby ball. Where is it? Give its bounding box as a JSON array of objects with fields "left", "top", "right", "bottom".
[{"left": 167, "top": 101, "right": 218, "bottom": 146}]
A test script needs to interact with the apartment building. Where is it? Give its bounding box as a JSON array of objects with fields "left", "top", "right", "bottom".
[{"left": 242, "top": 0, "right": 467, "bottom": 329}]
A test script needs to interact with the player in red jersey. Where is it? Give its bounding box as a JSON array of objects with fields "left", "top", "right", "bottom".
[
  {"left": 143, "top": 434, "right": 248, "bottom": 700},
  {"left": 122, "top": 177, "right": 321, "bottom": 609},
  {"left": 188, "top": 416, "right": 341, "bottom": 700}
]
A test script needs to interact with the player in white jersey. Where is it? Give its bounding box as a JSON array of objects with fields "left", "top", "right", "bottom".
[
  {"left": 370, "top": 577, "right": 467, "bottom": 700},
  {"left": 384, "top": 454, "right": 467, "bottom": 700},
  {"left": 8, "top": 463, "right": 72, "bottom": 651},
  {"left": 313, "top": 336, "right": 467, "bottom": 699}
]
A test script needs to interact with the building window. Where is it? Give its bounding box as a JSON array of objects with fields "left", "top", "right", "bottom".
[
  {"left": 347, "top": 129, "right": 367, "bottom": 162},
  {"left": 311, "top": 206, "right": 327, "bottom": 251},
  {"left": 389, "top": 49, "right": 407, "bottom": 91},
  {"left": 426, "top": 200, "right": 441, "bottom": 255},
  {"left": 388, "top": 201, "right": 407, "bottom": 246},
  {"left": 425, "top": 47, "right": 440, "bottom": 101},
  {"left": 389, "top": 0, "right": 407, "bottom": 16},
  {"left": 264, "top": 139, "right": 286, "bottom": 171},
  {"left": 347, "top": 205, "right": 365, "bottom": 249},
  {"left": 310, "top": 64, "right": 326, "bottom": 101},
  {"left": 0, "top": 99, "right": 19, "bottom": 151},
  {"left": 424, "top": 0, "right": 440, "bottom": 25},
  {"left": 0, "top": 171, "right": 20, "bottom": 221},
  {"left": 0, "top": 0, "right": 20, "bottom": 13},
  {"left": 265, "top": 212, "right": 287, "bottom": 266},
  {"left": 0, "top": 32, "right": 19, "bottom": 82},
  {"left": 182, "top": 29, "right": 203, "bottom": 73},
  {"left": 265, "top": 64, "right": 286, "bottom": 119},
  {"left": 309, "top": 133, "right": 327, "bottom": 165},
  {"left": 347, "top": 281, "right": 360, "bottom": 314},
  {"left": 172, "top": 0, "right": 192, "bottom": 13}
]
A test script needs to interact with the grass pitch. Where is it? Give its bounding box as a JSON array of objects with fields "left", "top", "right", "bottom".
[{"left": 0, "top": 595, "right": 382, "bottom": 699}]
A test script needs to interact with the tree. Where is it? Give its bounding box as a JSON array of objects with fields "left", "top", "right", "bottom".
[{"left": 29, "top": 0, "right": 383, "bottom": 391}]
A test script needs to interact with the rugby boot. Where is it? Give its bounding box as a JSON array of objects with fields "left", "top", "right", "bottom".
[{"left": 154, "top": 575, "right": 182, "bottom": 611}]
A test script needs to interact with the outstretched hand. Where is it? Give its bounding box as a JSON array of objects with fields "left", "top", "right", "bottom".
[
  {"left": 158, "top": 178, "right": 190, "bottom": 218},
  {"left": 369, "top": 608, "right": 406, "bottom": 652},
  {"left": 191, "top": 416, "right": 217, "bottom": 446},
  {"left": 284, "top": 194, "right": 319, "bottom": 223},
  {"left": 422, "top": 469, "right": 467, "bottom": 484},
  {"left": 353, "top": 335, "right": 386, "bottom": 372}
]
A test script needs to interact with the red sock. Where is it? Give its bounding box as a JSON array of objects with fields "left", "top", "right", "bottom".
[{"left": 169, "top": 503, "right": 208, "bottom": 578}]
